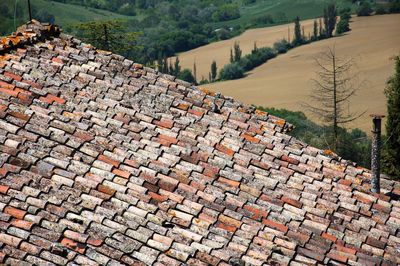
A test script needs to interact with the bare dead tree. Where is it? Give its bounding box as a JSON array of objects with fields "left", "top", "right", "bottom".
[{"left": 305, "top": 47, "right": 366, "bottom": 150}]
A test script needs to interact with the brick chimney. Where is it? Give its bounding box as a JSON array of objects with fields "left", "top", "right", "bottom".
[{"left": 370, "top": 114, "right": 385, "bottom": 194}]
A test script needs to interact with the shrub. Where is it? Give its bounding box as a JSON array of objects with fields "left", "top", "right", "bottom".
[
  {"left": 375, "top": 6, "right": 387, "bottom": 15},
  {"left": 219, "top": 63, "right": 244, "bottom": 80},
  {"left": 273, "top": 39, "right": 291, "bottom": 54},
  {"left": 336, "top": 17, "right": 350, "bottom": 34},
  {"left": 177, "top": 69, "right": 196, "bottom": 84},
  {"left": 357, "top": 2, "right": 373, "bottom": 16},
  {"left": 389, "top": 0, "right": 400, "bottom": 13}
]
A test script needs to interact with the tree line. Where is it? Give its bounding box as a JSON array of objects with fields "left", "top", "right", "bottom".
[{"left": 199, "top": 4, "right": 351, "bottom": 83}]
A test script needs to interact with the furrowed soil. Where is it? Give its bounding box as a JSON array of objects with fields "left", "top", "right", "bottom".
[{"left": 190, "top": 14, "right": 400, "bottom": 133}]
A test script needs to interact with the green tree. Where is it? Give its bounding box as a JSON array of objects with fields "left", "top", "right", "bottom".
[
  {"left": 382, "top": 56, "right": 400, "bottom": 179},
  {"left": 75, "top": 20, "right": 140, "bottom": 56},
  {"left": 219, "top": 63, "right": 244, "bottom": 80},
  {"left": 212, "top": 4, "right": 240, "bottom": 22},
  {"left": 357, "top": 1, "right": 373, "bottom": 16},
  {"left": 174, "top": 57, "right": 181, "bottom": 76},
  {"left": 177, "top": 69, "right": 196, "bottom": 84},
  {"left": 252, "top": 41, "right": 258, "bottom": 53},
  {"left": 273, "top": 39, "right": 291, "bottom": 54},
  {"left": 323, "top": 4, "right": 337, "bottom": 38},
  {"left": 313, "top": 20, "right": 318, "bottom": 41},
  {"left": 389, "top": 0, "right": 400, "bottom": 13},
  {"left": 293, "top": 16, "right": 303, "bottom": 46},
  {"left": 233, "top": 42, "right": 242, "bottom": 62},
  {"left": 211, "top": 60, "right": 217, "bottom": 82},
  {"left": 336, "top": 12, "right": 350, "bottom": 35},
  {"left": 375, "top": 6, "right": 387, "bottom": 15},
  {"left": 162, "top": 57, "right": 169, "bottom": 74},
  {"left": 319, "top": 18, "right": 323, "bottom": 38}
]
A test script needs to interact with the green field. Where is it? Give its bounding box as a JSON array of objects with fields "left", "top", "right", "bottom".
[
  {"left": 213, "top": 0, "right": 354, "bottom": 28},
  {"left": 0, "top": 0, "right": 134, "bottom": 35}
]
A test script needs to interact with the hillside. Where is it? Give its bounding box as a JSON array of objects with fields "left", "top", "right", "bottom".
[
  {"left": 0, "top": 0, "right": 133, "bottom": 35},
  {"left": 202, "top": 14, "right": 400, "bottom": 133},
  {"left": 174, "top": 18, "right": 317, "bottom": 80},
  {"left": 1, "top": 0, "right": 358, "bottom": 65}
]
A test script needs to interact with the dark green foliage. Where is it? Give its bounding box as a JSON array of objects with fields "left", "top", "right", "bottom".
[
  {"left": 219, "top": 63, "right": 244, "bottom": 80},
  {"left": 219, "top": 47, "right": 276, "bottom": 81},
  {"left": 212, "top": 4, "right": 240, "bottom": 22},
  {"left": 389, "top": 0, "right": 400, "bottom": 13},
  {"left": 293, "top": 16, "right": 303, "bottom": 46},
  {"left": 177, "top": 69, "right": 196, "bottom": 83},
  {"left": 258, "top": 107, "right": 371, "bottom": 167},
  {"left": 375, "top": 6, "right": 387, "bottom": 15},
  {"left": 75, "top": 20, "right": 140, "bottom": 56},
  {"left": 312, "top": 20, "right": 318, "bottom": 41},
  {"left": 211, "top": 61, "right": 217, "bottom": 82},
  {"left": 336, "top": 13, "right": 350, "bottom": 34},
  {"left": 243, "top": 0, "right": 256, "bottom": 5},
  {"left": 174, "top": 57, "right": 181, "bottom": 77},
  {"left": 382, "top": 56, "right": 400, "bottom": 179},
  {"left": 357, "top": 1, "right": 373, "bottom": 16},
  {"left": 233, "top": 42, "right": 242, "bottom": 62},
  {"left": 252, "top": 14, "right": 275, "bottom": 26},
  {"left": 238, "top": 47, "right": 276, "bottom": 71},
  {"left": 340, "top": 12, "right": 351, "bottom": 21},
  {"left": 273, "top": 39, "right": 292, "bottom": 54},
  {"left": 323, "top": 4, "right": 337, "bottom": 38}
]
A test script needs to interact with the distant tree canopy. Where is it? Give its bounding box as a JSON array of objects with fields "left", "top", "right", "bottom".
[
  {"left": 293, "top": 16, "right": 303, "bottom": 46},
  {"left": 273, "top": 39, "right": 291, "bottom": 54},
  {"left": 357, "top": 1, "right": 373, "bottom": 16},
  {"left": 177, "top": 69, "right": 196, "bottom": 84},
  {"left": 210, "top": 61, "right": 218, "bottom": 82},
  {"left": 219, "top": 63, "right": 244, "bottom": 80},
  {"left": 75, "top": 20, "right": 141, "bottom": 56},
  {"left": 323, "top": 4, "right": 337, "bottom": 38},
  {"left": 212, "top": 4, "right": 240, "bottom": 22},
  {"left": 336, "top": 9, "right": 351, "bottom": 34}
]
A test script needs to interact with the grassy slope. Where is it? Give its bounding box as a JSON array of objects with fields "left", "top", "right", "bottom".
[
  {"left": 0, "top": 0, "right": 133, "bottom": 36},
  {"left": 213, "top": 0, "right": 354, "bottom": 28},
  {"left": 34, "top": 0, "right": 132, "bottom": 26}
]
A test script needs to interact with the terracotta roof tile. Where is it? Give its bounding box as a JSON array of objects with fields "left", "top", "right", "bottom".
[{"left": 0, "top": 20, "right": 399, "bottom": 265}]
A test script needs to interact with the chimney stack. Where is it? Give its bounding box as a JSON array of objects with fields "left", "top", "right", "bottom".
[{"left": 370, "top": 114, "right": 385, "bottom": 194}]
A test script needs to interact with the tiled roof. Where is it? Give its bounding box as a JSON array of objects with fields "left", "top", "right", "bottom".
[{"left": 0, "top": 20, "right": 399, "bottom": 266}]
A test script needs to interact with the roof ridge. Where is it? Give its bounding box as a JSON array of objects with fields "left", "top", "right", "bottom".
[{"left": 0, "top": 20, "right": 60, "bottom": 54}]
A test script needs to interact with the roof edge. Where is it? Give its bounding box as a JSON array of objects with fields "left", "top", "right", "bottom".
[{"left": 0, "top": 20, "right": 60, "bottom": 55}]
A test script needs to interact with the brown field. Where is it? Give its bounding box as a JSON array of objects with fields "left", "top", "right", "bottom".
[
  {"left": 175, "top": 19, "right": 317, "bottom": 80},
  {"left": 199, "top": 14, "right": 400, "bottom": 133}
]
